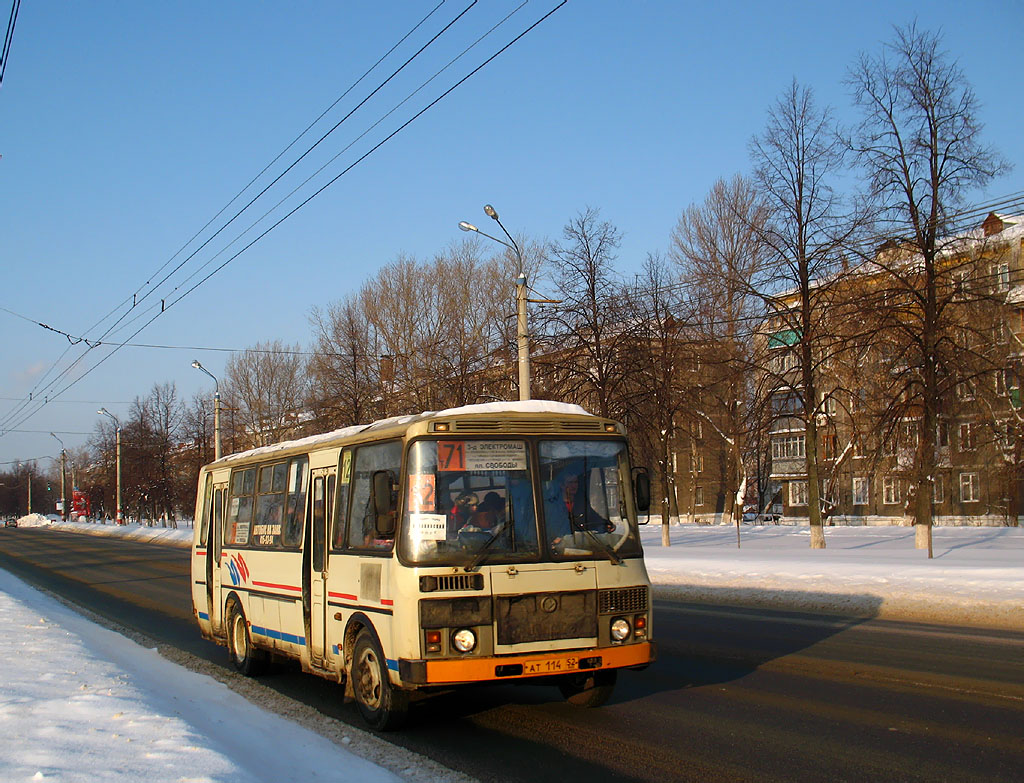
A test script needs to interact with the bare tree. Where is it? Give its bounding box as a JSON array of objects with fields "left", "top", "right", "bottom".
[
  {"left": 671, "top": 175, "right": 769, "bottom": 543},
  {"left": 848, "top": 23, "right": 1009, "bottom": 555},
  {"left": 224, "top": 341, "right": 307, "bottom": 448},
  {"left": 537, "top": 208, "right": 632, "bottom": 419},
  {"left": 750, "top": 81, "right": 859, "bottom": 549},
  {"left": 308, "top": 294, "right": 383, "bottom": 429},
  {"left": 625, "top": 252, "right": 691, "bottom": 545}
]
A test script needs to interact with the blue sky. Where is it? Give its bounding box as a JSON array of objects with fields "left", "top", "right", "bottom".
[{"left": 2, "top": 0, "right": 1022, "bottom": 467}]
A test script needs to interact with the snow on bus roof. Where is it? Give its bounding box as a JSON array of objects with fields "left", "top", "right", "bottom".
[{"left": 212, "top": 401, "right": 593, "bottom": 465}]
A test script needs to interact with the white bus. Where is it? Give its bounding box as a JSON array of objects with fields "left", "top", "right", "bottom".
[{"left": 191, "top": 401, "right": 654, "bottom": 730}]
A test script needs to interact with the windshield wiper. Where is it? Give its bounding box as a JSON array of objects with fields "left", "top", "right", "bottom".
[
  {"left": 464, "top": 523, "right": 506, "bottom": 572},
  {"left": 580, "top": 527, "right": 623, "bottom": 565}
]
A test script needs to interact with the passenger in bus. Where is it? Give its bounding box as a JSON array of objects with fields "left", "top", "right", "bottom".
[
  {"left": 450, "top": 492, "right": 478, "bottom": 529},
  {"left": 545, "top": 467, "right": 614, "bottom": 552},
  {"left": 471, "top": 492, "right": 504, "bottom": 529}
]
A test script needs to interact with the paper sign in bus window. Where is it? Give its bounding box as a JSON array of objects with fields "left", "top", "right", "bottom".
[
  {"left": 408, "top": 513, "right": 447, "bottom": 541},
  {"left": 437, "top": 440, "right": 527, "bottom": 472},
  {"left": 408, "top": 474, "right": 436, "bottom": 513}
]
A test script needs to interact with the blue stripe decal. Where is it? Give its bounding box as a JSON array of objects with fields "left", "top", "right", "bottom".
[
  {"left": 198, "top": 611, "right": 209, "bottom": 621},
  {"left": 387, "top": 658, "right": 399, "bottom": 672},
  {"left": 250, "top": 625, "right": 306, "bottom": 646}
]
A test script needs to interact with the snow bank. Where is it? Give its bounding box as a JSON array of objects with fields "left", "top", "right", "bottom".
[
  {"left": 642, "top": 524, "right": 1024, "bottom": 629},
  {"left": 0, "top": 567, "right": 402, "bottom": 783},
  {"left": 17, "top": 515, "right": 193, "bottom": 548}
]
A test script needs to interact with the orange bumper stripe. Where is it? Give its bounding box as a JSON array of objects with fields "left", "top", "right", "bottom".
[{"left": 421, "top": 642, "right": 653, "bottom": 684}]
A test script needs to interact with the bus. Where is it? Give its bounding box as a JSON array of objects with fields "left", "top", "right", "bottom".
[{"left": 191, "top": 400, "right": 654, "bottom": 730}]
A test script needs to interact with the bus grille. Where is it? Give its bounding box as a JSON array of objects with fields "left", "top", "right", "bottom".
[
  {"left": 496, "top": 590, "right": 597, "bottom": 644},
  {"left": 420, "top": 573, "right": 484, "bottom": 592},
  {"left": 598, "top": 586, "right": 648, "bottom": 614}
]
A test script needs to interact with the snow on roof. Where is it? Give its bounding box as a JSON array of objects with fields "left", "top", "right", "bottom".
[{"left": 214, "top": 400, "right": 594, "bottom": 464}]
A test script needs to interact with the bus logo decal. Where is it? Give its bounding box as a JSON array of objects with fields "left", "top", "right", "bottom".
[{"left": 227, "top": 554, "right": 249, "bottom": 586}]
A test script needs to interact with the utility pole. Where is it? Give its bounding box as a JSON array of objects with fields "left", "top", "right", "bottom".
[
  {"left": 98, "top": 408, "right": 123, "bottom": 524},
  {"left": 459, "top": 205, "right": 558, "bottom": 401},
  {"left": 51, "top": 432, "right": 67, "bottom": 521},
  {"left": 192, "top": 360, "right": 222, "bottom": 460}
]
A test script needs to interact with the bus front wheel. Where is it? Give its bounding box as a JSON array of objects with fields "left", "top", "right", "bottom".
[
  {"left": 227, "top": 601, "right": 265, "bottom": 676},
  {"left": 353, "top": 629, "right": 408, "bottom": 731},
  {"left": 558, "top": 669, "right": 617, "bottom": 707}
]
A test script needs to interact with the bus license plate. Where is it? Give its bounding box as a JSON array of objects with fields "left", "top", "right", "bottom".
[{"left": 522, "top": 655, "right": 579, "bottom": 674}]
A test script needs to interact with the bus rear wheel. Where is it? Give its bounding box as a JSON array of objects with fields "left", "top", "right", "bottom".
[
  {"left": 227, "top": 601, "right": 265, "bottom": 676},
  {"left": 353, "top": 629, "right": 408, "bottom": 731},
  {"left": 558, "top": 669, "right": 617, "bottom": 707}
]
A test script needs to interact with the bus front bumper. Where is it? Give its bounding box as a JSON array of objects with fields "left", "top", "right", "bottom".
[{"left": 398, "top": 641, "right": 655, "bottom": 686}]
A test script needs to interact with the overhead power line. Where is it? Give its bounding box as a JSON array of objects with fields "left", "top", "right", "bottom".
[
  {"left": 0, "top": 0, "right": 21, "bottom": 87},
  {"left": 0, "top": 2, "right": 569, "bottom": 438},
  {"left": 0, "top": 1, "right": 475, "bottom": 434}
]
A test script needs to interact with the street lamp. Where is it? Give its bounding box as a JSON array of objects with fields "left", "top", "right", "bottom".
[
  {"left": 50, "top": 432, "right": 67, "bottom": 521},
  {"left": 16, "top": 462, "right": 31, "bottom": 516},
  {"left": 98, "top": 408, "right": 122, "bottom": 524},
  {"left": 459, "top": 204, "right": 531, "bottom": 401},
  {"left": 191, "top": 360, "right": 222, "bottom": 461}
]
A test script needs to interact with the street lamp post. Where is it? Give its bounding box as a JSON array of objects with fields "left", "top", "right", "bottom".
[
  {"left": 459, "top": 204, "right": 532, "bottom": 401},
  {"left": 98, "top": 408, "right": 122, "bottom": 524},
  {"left": 191, "top": 360, "right": 222, "bottom": 461},
  {"left": 17, "top": 462, "right": 31, "bottom": 516},
  {"left": 50, "top": 432, "right": 67, "bottom": 521}
]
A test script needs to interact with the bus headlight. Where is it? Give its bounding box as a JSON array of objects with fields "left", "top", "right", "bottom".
[
  {"left": 452, "top": 628, "right": 476, "bottom": 653},
  {"left": 610, "top": 617, "right": 631, "bottom": 642}
]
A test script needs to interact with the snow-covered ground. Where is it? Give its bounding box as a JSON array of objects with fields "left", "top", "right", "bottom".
[
  {"left": 2, "top": 514, "right": 1021, "bottom": 781},
  {"left": 0, "top": 565, "right": 426, "bottom": 783},
  {"left": 641, "top": 522, "right": 1023, "bottom": 629}
]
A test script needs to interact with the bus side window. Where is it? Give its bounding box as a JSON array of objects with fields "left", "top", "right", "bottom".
[
  {"left": 346, "top": 441, "right": 402, "bottom": 552},
  {"left": 333, "top": 449, "right": 352, "bottom": 550},
  {"left": 200, "top": 474, "right": 213, "bottom": 546}
]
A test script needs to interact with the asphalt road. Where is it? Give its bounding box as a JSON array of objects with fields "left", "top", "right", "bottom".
[{"left": 2, "top": 527, "right": 1022, "bottom": 782}]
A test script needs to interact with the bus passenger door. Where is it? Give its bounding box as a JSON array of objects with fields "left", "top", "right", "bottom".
[
  {"left": 308, "top": 470, "right": 333, "bottom": 665},
  {"left": 207, "top": 484, "right": 227, "bottom": 635}
]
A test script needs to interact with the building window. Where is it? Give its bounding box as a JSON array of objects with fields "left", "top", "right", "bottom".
[
  {"left": 956, "top": 380, "right": 975, "bottom": 401},
  {"left": 789, "top": 481, "right": 808, "bottom": 507},
  {"left": 995, "top": 369, "right": 1007, "bottom": 396},
  {"left": 900, "top": 420, "right": 919, "bottom": 449},
  {"left": 995, "top": 262, "right": 1010, "bottom": 292},
  {"left": 883, "top": 476, "right": 900, "bottom": 505},
  {"left": 959, "top": 422, "right": 976, "bottom": 451},
  {"left": 953, "top": 269, "right": 969, "bottom": 300},
  {"left": 852, "top": 477, "right": 869, "bottom": 506},
  {"left": 690, "top": 454, "right": 704, "bottom": 473},
  {"left": 694, "top": 486, "right": 705, "bottom": 506},
  {"left": 932, "top": 474, "right": 944, "bottom": 504},
  {"left": 822, "top": 432, "right": 837, "bottom": 460},
  {"left": 770, "top": 350, "right": 799, "bottom": 374},
  {"left": 994, "top": 319, "right": 1008, "bottom": 344},
  {"left": 959, "top": 472, "right": 979, "bottom": 503},
  {"left": 936, "top": 421, "right": 949, "bottom": 449},
  {"left": 772, "top": 434, "right": 806, "bottom": 460}
]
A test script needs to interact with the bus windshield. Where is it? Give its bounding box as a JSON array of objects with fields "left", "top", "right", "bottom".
[
  {"left": 400, "top": 439, "right": 539, "bottom": 566},
  {"left": 539, "top": 439, "right": 642, "bottom": 560}
]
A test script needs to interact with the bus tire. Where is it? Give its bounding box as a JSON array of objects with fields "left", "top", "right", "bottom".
[
  {"left": 227, "top": 601, "right": 265, "bottom": 676},
  {"left": 353, "top": 629, "right": 408, "bottom": 731},
  {"left": 558, "top": 669, "right": 617, "bottom": 708}
]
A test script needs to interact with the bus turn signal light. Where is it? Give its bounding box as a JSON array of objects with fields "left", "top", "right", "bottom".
[
  {"left": 425, "top": 630, "right": 442, "bottom": 653},
  {"left": 634, "top": 615, "right": 647, "bottom": 638}
]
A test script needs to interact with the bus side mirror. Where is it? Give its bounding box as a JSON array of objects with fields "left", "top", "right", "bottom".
[
  {"left": 372, "top": 470, "right": 396, "bottom": 536},
  {"left": 633, "top": 468, "right": 651, "bottom": 515}
]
